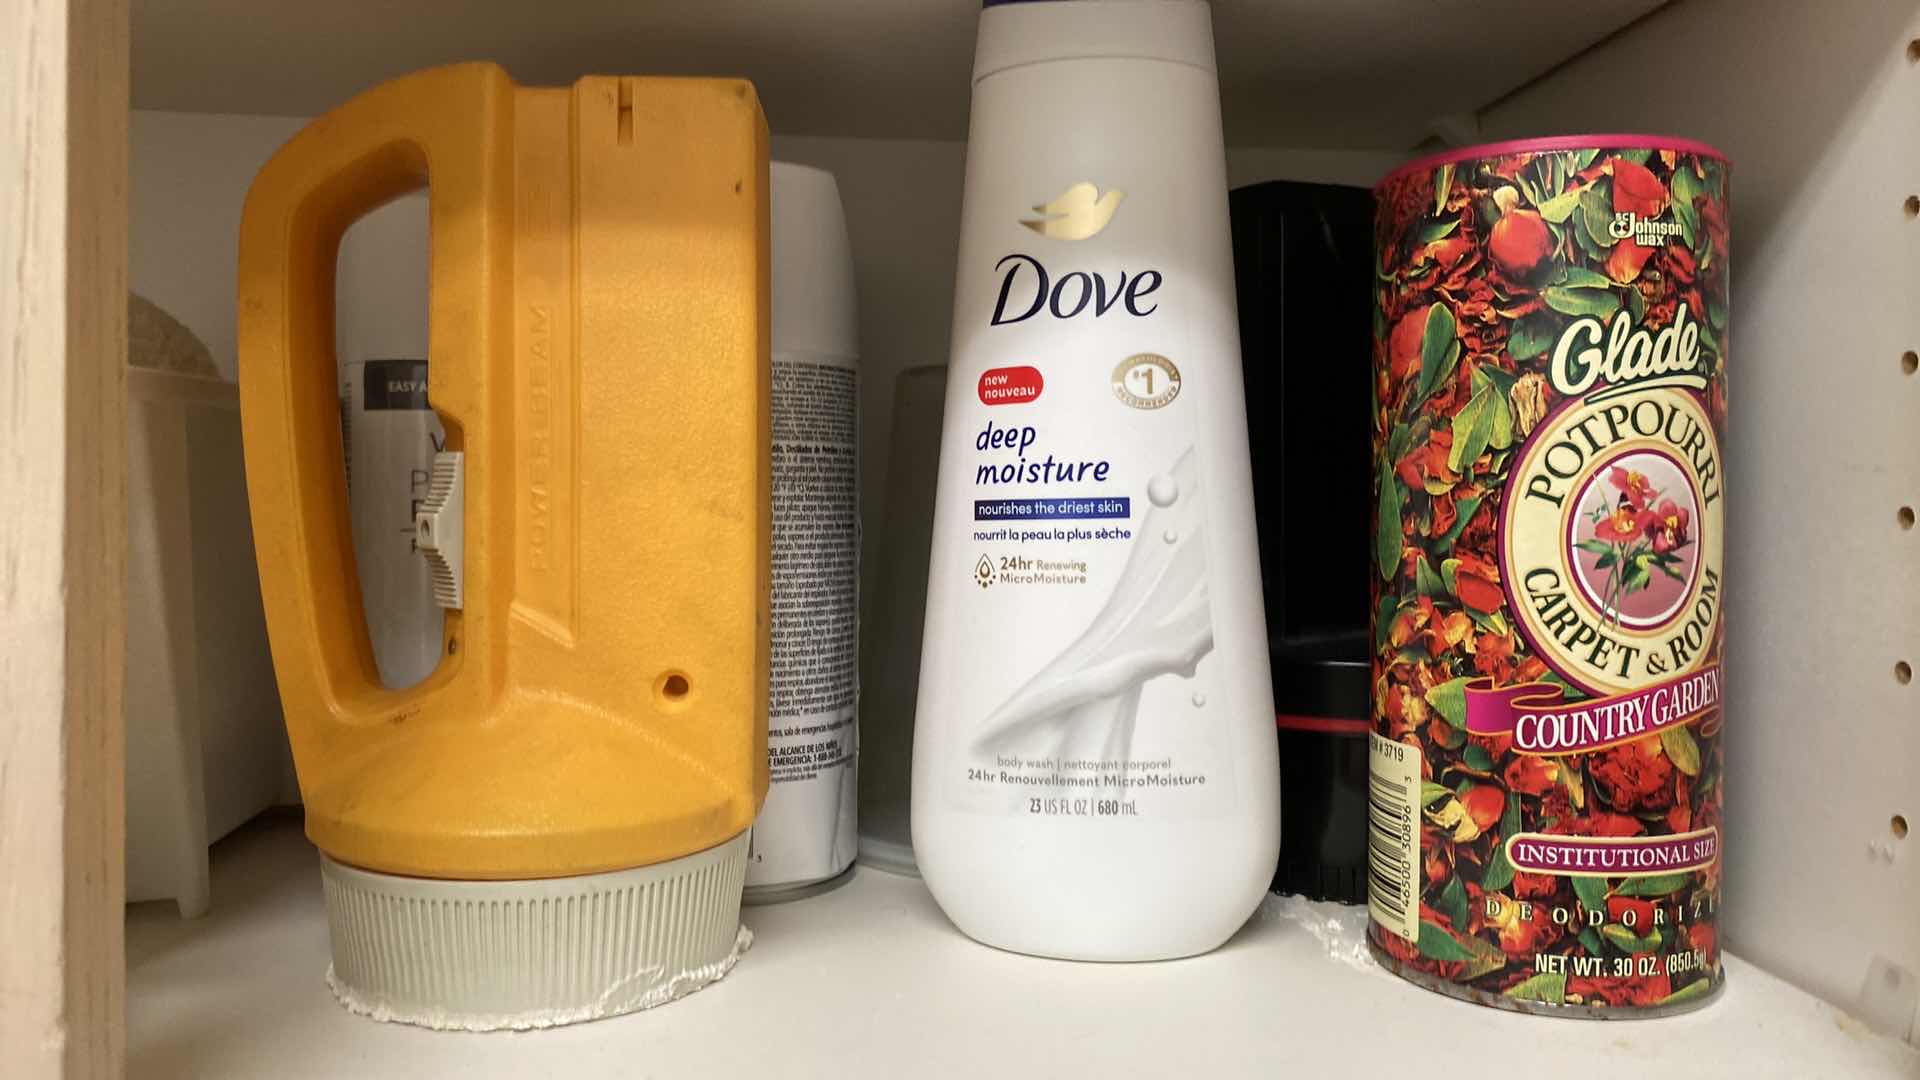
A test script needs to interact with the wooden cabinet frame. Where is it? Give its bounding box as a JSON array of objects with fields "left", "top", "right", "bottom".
[{"left": 2, "top": 0, "right": 130, "bottom": 1075}]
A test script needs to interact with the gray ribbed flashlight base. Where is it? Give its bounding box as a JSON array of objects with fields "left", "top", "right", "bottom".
[{"left": 318, "top": 830, "right": 752, "bottom": 1031}]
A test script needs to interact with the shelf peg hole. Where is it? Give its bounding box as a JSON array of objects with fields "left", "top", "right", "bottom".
[
  {"left": 1898, "top": 660, "right": 1913, "bottom": 686},
  {"left": 1904, "top": 351, "right": 1919, "bottom": 375},
  {"left": 1908, "top": 38, "right": 1920, "bottom": 62},
  {"left": 1906, "top": 195, "right": 1920, "bottom": 218},
  {"left": 1900, "top": 506, "right": 1916, "bottom": 530},
  {"left": 1894, "top": 814, "right": 1909, "bottom": 840}
]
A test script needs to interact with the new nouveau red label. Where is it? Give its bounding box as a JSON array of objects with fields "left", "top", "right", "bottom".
[{"left": 978, "top": 365, "right": 1044, "bottom": 406}]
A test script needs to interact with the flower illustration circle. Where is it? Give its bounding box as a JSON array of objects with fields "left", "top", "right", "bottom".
[{"left": 1565, "top": 449, "right": 1701, "bottom": 631}]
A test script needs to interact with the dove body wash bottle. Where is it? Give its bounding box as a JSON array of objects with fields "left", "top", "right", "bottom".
[{"left": 912, "top": 0, "right": 1279, "bottom": 960}]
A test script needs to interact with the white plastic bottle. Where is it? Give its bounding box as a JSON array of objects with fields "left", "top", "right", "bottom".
[{"left": 912, "top": 0, "right": 1279, "bottom": 960}]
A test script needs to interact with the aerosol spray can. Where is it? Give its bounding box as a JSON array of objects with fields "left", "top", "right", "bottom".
[{"left": 745, "top": 162, "right": 862, "bottom": 901}]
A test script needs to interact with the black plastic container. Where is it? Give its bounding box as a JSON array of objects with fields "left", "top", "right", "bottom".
[{"left": 1230, "top": 180, "right": 1374, "bottom": 904}]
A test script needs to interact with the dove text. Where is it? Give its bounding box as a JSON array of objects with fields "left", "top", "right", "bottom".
[{"left": 989, "top": 253, "right": 1162, "bottom": 326}]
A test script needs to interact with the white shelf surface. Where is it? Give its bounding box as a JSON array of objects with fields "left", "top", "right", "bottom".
[{"left": 130, "top": 815, "right": 1920, "bottom": 1079}]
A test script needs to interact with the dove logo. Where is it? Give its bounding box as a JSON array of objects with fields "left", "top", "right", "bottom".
[
  {"left": 1021, "top": 182, "right": 1124, "bottom": 240},
  {"left": 987, "top": 254, "right": 1163, "bottom": 326}
]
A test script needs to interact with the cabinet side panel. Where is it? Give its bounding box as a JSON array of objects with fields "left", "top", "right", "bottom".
[{"left": 0, "top": 0, "right": 130, "bottom": 1074}]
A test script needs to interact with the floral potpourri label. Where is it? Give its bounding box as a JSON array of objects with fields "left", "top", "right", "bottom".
[{"left": 1367, "top": 142, "right": 1729, "bottom": 1012}]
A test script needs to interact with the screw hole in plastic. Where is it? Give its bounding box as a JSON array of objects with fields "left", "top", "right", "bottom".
[
  {"left": 447, "top": 637, "right": 460, "bottom": 656},
  {"left": 658, "top": 671, "right": 692, "bottom": 702},
  {"left": 1908, "top": 38, "right": 1920, "bottom": 62},
  {"left": 1906, "top": 195, "right": 1920, "bottom": 218},
  {"left": 1893, "top": 814, "right": 1909, "bottom": 840},
  {"left": 1897, "top": 660, "right": 1913, "bottom": 686},
  {"left": 1900, "top": 506, "right": 1916, "bottom": 530},
  {"left": 1903, "top": 350, "right": 1918, "bottom": 375}
]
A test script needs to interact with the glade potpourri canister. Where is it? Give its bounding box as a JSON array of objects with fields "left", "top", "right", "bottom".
[{"left": 1366, "top": 136, "right": 1729, "bottom": 1017}]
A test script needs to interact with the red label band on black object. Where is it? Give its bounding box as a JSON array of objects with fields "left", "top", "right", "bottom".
[{"left": 1275, "top": 713, "right": 1370, "bottom": 736}]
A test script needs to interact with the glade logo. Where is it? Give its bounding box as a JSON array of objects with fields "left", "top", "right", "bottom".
[
  {"left": 1020, "top": 182, "right": 1124, "bottom": 240},
  {"left": 1608, "top": 211, "right": 1685, "bottom": 248},
  {"left": 1550, "top": 303, "right": 1705, "bottom": 403}
]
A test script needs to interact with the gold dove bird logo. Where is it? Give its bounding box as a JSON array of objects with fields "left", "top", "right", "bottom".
[{"left": 1020, "top": 182, "right": 1124, "bottom": 240}]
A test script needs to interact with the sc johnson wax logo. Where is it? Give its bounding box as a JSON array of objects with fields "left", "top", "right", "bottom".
[{"left": 1021, "top": 182, "right": 1124, "bottom": 240}]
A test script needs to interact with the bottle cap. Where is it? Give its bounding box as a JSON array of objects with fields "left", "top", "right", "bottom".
[
  {"left": 771, "top": 162, "right": 858, "bottom": 360},
  {"left": 974, "top": 0, "right": 1217, "bottom": 84},
  {"left": 1272, "top": 641, "right": 1371, "bottom": 904}
]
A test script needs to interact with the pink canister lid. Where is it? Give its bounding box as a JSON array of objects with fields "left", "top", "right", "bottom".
[{"left": 1377, "top": 134, "right": 1730, "bottom": 192}]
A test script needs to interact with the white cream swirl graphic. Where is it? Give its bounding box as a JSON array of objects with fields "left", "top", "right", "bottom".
[{"left": 974, "top": 446, "right": 1212, "bottom": 768}]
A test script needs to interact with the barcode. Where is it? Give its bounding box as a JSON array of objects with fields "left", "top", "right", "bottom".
[
  {"left": 1367, "top": 732, "right": 1421, "bottom": 942},
  {"left": 1369, "top": 772, "right": 1415, "bottom": 909}
]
